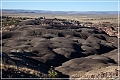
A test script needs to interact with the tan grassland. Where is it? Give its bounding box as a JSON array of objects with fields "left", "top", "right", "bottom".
[{"left": 2, "top": 13, "right": 119, "bottom": 24}]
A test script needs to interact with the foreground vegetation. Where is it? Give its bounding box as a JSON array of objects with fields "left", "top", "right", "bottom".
[{"left": 1, "top": 16, "right": 33, "bottom": 27}]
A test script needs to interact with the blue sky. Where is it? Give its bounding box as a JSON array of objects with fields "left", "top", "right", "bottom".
[{"left": 1, "top": 1, "right": 119, "bottom": 11}]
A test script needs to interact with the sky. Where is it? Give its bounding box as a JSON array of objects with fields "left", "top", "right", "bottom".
[{"left": 1, "top": 1, "right": 119, "bottom": 11}]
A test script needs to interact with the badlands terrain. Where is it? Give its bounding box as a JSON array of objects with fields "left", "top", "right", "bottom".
[{"left": 1, "top": 10, "right": 120, "bottom": 79}]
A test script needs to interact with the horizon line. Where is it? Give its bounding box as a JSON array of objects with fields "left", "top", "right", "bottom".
[{"left": 1, "top": 9, "right": 119, "bottom": 12}]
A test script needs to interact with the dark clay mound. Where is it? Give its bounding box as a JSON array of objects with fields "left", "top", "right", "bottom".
[
  {"left": 2, "top": 31, "right": 22, "bottom": 39},
  {"left": 55, "top": 56, "right": 116, "bottom": 76},
  {"left": 2, "top": 19, "right": 118, "bottom": 78}
]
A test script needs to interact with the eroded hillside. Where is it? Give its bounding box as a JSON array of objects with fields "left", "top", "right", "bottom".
[{"left": 1, "top": 17, "right": 119, "bottom": 79}]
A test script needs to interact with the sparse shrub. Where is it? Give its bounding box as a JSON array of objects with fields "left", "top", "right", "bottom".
[
  {"left": 22, "top": 17, "right": 26, "bottom": 20},
  {"left": 2, "top": 64, "right": 8, "bottom": 71},
  {"left": 8, "top": 75, "right": 13, "bottom": 78},
  {"left": 48, "top": 70, "right": 59, "bottom": 78},
  {"left": 39, "top": 17, "right": 44, "bottom": 19},
  {"left": 48, "top": 66, "right": 59, "bottom": 78}
]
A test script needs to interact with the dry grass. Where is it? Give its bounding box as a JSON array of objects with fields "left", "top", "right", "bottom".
[
  {"left": 2, "top": 13, "right": 119, "bottom": 24},
  {"left": 1, "top": 64, "right": 47, "bottom": 78},
  {"left": 70, "top": 66, "right": 120, "bottom": 79}
]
